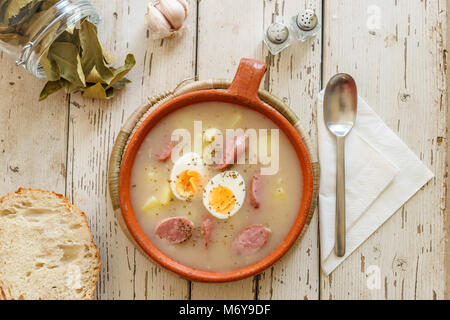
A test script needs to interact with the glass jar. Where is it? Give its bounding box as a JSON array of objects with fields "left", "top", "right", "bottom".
[{"left": 0, "top": 0, "right": 99, "bottom": 78}]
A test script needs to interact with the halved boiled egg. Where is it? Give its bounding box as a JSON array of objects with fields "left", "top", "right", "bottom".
[
  {"left": 170, "top": 152, "right": 205, "bottom": 200},
  {"left": 202, "top": 171, "right": 246, "bottom": 220}
]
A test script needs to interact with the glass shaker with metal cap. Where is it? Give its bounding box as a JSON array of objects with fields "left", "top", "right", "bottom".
[
  {"left": 263, "top": 21, "right": 292, "bottom": 55},
  {"left": 290, "top": 9, "right": 321, "bottom": 42}
]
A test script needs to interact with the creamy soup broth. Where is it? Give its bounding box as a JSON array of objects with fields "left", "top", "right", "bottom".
[{"left": 130, "top": 102, "right": 303, "bottom": 272}]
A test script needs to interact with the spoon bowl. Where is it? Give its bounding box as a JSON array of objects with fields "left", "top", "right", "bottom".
[{"left": 324, "top": 74, "right": 357, "bottom": 136}]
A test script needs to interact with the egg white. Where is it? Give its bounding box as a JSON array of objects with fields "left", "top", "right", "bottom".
[
  {"left": 170, "top": 152, "right": 205, "bottom": 200},
  {"left": 202, "top": 171, "right": 246, "bottom": 219}
]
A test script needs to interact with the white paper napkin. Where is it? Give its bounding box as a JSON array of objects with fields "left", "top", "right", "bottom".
[{"left": 317, "top": 91, "right": 434, "bottom": 275}]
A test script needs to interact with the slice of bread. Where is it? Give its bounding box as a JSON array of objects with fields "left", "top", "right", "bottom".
[{"left": 0, "top": 188, "right": 101, "bottom": 300}]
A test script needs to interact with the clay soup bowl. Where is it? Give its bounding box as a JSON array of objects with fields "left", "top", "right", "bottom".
[{"left": 118, "top": 58, "right": 314, "bottom": 282}]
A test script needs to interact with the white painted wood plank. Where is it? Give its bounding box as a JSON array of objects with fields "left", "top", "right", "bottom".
[
  {"left": 0, "top": 55, "right": 68, "bottom": 196},
  {"left": 191, "top": 0, "right": 321, "bottom": 300},
  {"left": 321, "top": 0, "right": 447, "bottom": 300},
  {"left": 1, "top": 0, "right": 446, "bottom": 301},
  {"left": 446, "top": 0, "right": 450, "bottom": 300},
  {"left": 66, "top": 0, "right": 197, "bottom": 299},
  {"left": 190, "top": 0, "right": 265, "bottom": 300},
  {"left": 256, "top": 0, "right": 321, "bottom": 300}
]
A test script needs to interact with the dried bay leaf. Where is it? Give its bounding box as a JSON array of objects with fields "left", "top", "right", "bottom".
[
  {"left": 33, "top": 18, "right": 62, "bottom": 54},
  {"left": 111, "top": 77, "right": 131, "bottom": 90},
  {"left": 82, "top": 82, "right": 107, "bottom": 99},
  {"left": 0, "top": 1, "right": 11, "bottom": 23},
  {"left": 86, "top": 66, "right": 105, "bottom": 84},
  {"left": 0, "top": 25, "right": 15, "bottom": 33},
  {"left": 39, "top": 0, "right": 59, "bottom": 11},
  {"left": 101, "top": 44, "right": 116, "bottom": 65},
  {"left": 40, "top": 50, "right": 59, "bottom": 81},
  {"left": 39, "top": 79, "right": 62, "bottom": 100},
  {"left": 60, "top": 78, "right": 79, "bottom": 94},
  {"left": 3, "top": 0, "right": 35, "bottom": 17},
  {"left": 0, "top": 31, "right": 26, "bottom": 45},
  {"left": 82, "top": 82, "right": 116, "bottom": 100},
  {"left": 108, "top": 54, "right": 136, "bottom": 86},
  {"left": 39, "top": 78, "right": 79, "bottom": 100},
  {"left": 16, "top": 9, "right": 46, "bottom": 39},
  {"left": 48, "top": 41, "right": 85, "bottom": 87},
  {"left": 79, "top": 20, "right": 113, "bottom": 83},
  {"left": 0, "top": 0, "right": 21, "bottom": 24},
  {"left": 55, "top": 29, "right": 80, "bottom": 47},
  {"left": 4, "top": 0, "right": 41, "bottom": 26},
  {"left": 106, "top": 86, "right": 114, "bottom": 98},
  {"left": 0, "top": 2, "right": 135, "bottom": 101}
]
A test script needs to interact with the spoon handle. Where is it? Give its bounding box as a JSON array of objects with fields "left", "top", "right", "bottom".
[{"left": 335, "top": 136, "right": 346, "bottom": 257}]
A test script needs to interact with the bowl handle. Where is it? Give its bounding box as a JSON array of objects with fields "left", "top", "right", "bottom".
[{"left": 227, "top": 58, "right": 267, "bottom": 104}]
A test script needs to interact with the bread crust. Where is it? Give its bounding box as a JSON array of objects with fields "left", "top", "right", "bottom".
[{"left": 0, "top": 188, "right": 101, "bottom": 300}]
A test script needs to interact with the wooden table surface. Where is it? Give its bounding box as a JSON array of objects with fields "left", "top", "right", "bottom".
[{"left": 0, "top": 0, "right": 448, "bottom": 300}]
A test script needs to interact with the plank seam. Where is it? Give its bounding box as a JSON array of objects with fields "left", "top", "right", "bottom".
[
  {"left": 318, "top": 0, "right": 325, "bottom": 301},
  {"left": 188, "top": 0, "right": 201, "bottom": 300}
]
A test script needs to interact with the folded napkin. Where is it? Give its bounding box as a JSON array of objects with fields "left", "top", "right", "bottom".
[{"left": 317, "top": 91, "right": 434, "bottom": 275}]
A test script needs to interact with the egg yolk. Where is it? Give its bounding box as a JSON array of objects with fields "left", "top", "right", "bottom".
[
  {"left": 176, "top": 170, "right": 201, "bottom": 199},
  {"left": 208, "top": 186, "right": 236, "bottom": 215}
]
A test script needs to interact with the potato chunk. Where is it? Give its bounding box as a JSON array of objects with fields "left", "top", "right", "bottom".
[
  {"left": 142, "top": 196, "right": 159, "bottom": 212},
  {"left": 142, "top": 183, "right": 172, "bottom": 213},
  {"left": 274, "top": 186, "right": 286, "bottom": 198},
  {"left": 230, "top": 112, "right": 243, "bottom": 128},
  {"left": 203, "top": 128, "right": 221, "bottom": 143},
  {"left": 158, "top": 182, "right": 172, "bottom": 206},
  {"left": 274, "top": 178, "right": 286, "bottom": 199}
]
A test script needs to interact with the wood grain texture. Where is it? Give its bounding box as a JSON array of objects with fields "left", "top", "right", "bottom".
[
  {"left": 66, "top": 0, "right": 197, "bottom": 299},
  {"left": 321, "top": 0, "right": 447, "bottom": 300},
  {"left": 189, "top": 0, "right": 320, "bottom": 301},
  {"left": 0, "top": 0, "right": 447, "bottom": 300},
  {"left": 190, "top": 0, "right": 265, "bottom": 300},
  {"left": 0, "top": 55, "right": 68, "bottom": 196},
  {"left": 256, "top": 0, "right": 321, "bottom": 300},
  {"left": 446, "top": 0, "right": 449, "bottom": 301}
]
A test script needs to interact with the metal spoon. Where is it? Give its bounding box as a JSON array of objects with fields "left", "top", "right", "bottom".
[{"left": 323, "top": 74, "right": 357, "bottom": 257}]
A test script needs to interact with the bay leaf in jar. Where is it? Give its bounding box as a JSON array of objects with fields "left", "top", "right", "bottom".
[
  {"left": 38, "top": 79, "right": 62, "bottom": 100},
  {"left": 38, "top": 0, "right": 58, "bottom": 11},
  {"left": 48, "top": 41, "right": 86, "bottom": 87},
  {"left": 78, "top": 20, "right": 113, "bottom": 84},
  {"left": 39, "top": 50, "right": 59, "bottom": 81},
  {"left": 0, "top": 1, "right": 136, "bottom": 101},
  {"left": 82, "top": 82, "right": 108, "bottom": 99},
  {"left": 2, "top": 0, "right": 42, "bottom": 27},
  {"left": 39, "top": 20, "right": 136, "bottom": 100}
]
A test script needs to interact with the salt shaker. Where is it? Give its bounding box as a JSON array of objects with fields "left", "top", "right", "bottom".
[
  {"left": 263, "top": 22, "right": 292, "bottom": 55},
  {"left": 290, "top": 9, "right": 321, "bottom": 42}
]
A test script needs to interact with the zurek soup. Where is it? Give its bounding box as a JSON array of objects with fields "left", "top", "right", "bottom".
[{"left": 129, "top": 102, "right": 303, "bottom": 272}]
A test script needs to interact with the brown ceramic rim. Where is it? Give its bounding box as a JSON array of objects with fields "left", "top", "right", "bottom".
[{"left": 118, "top": 59, "right": 314, "bottom": 282}]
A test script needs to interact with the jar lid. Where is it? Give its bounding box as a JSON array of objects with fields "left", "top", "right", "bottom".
[
  {"left": 266, "top": 22, "right": 289, "bottom": 44},
  {"left": 296, "top": 9, "right": 318, "bottom": 31}
]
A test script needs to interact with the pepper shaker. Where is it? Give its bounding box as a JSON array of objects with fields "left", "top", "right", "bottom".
[
  {"left": 290, "top": 9, "right": 321, "bottom": 42},
  {"left": 263, "top": 22, "right": 292, "bottom": 55}
]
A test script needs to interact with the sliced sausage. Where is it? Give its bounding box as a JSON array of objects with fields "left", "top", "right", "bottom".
[
  {"left": 154, "top": 217, "right": 194, "bottom": 244},
  {"left": 201, "top": 216, "right": 215, "bottom": 249},
  {"left": 216, "top": 134, "right": 249, "bottom": 170},
  {"left": 158, "top": 141, "right": 175, "bottom": 162},
  {"left": 232, "top": 224, "right": 271, "bottom": 256},
  {"left": 249, "top": 171, "right": 262, "bottom": 209}
]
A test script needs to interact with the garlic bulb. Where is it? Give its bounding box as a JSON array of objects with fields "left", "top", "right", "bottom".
[
  {"left": 145, "top": 0, "right": 188, "bottom": 40},
  {"left": 145, "top": 3, "right": 173, "bottom": 39}
]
